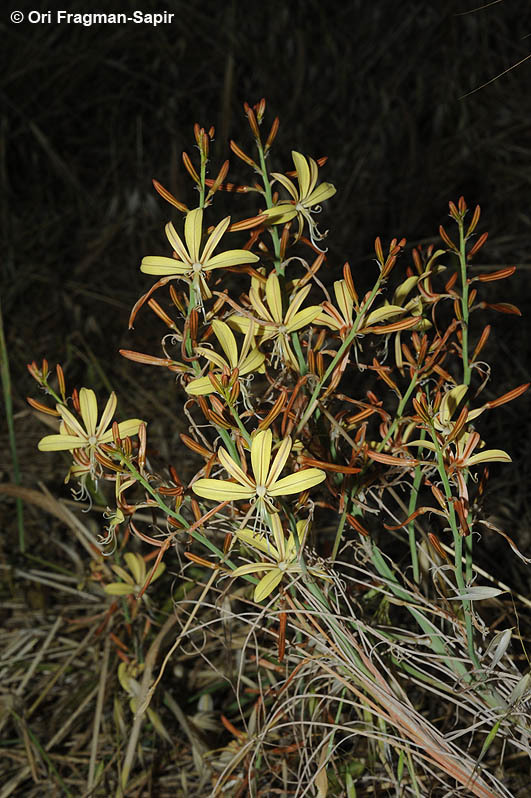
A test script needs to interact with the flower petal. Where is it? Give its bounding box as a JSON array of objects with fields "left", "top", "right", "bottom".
[
  {"left": 212, "top": 319, "right": 238, "bottom": 369},
  {"left": 305, "top": 181, "right": 336, "bottom": 208},
  {"left": 364, "top": 305, "right": 407, "bottom": 326},
  {"left": 56, "top": 404, "right": 87, "bottom": 440},
  {"left": 164, "top": 221, "right": 191, "bottom": 263},
  {"left": 265, "top": 273, "right": 283, "bottom": 324},
  {"left": 334, "top": 280, "right": 354, "bottom": 323},
  {"left": 192, "top": 478, "right": 255, "bottom": 501},
  {"left": 203, "top": 249, "right": 259, "bottom": 270},
  {"left": 261, "top": 204, "right": 298, "bottom": 223},
  {"left": 218, "top": 446, "right": 255, "bottom": 488},
  {"left": 270, "top": 172, "right": 299, "bottom": 201},
  {"left": 200, "top": 215, "right": 231, "bottom": 263},
  {"left": 439, "top": 384, "right": 468, "bottom": 426},
  {"left": 99, "top": 418, "right": 143, "bottom": 443},
  {"left": 79, "top": 388, "right": 98, "bottom": 437},
  {"left": 184, "top": 208, "right": 203, "bottom": 263},
  {"left": 251, "top": 429, "right": 272, "bottom": 486},
  {"left": 466, "top": 449, "right": 512, "bottom": 466},
  {"left": 38, "top": 434, "right": 88, "bottom": 451},
  {"left": 292, "top": 151, "right": 311, "bottom": 199},
  {"left": 284, "top": 283, "right": 312, "bottom": 323},
  {"left": 195, "top": 346, "right": 228, "bottom": 371},
  {"left": 285, "top": 518, "right": 310, "bottom": 560},
  {"left": 141, "top": 256, "right": 189, "bottom": 276},
  {"left": 255, "top": 568, "right": 284, "bottom": 602},
  {"left": 239, "top": 348, "right": 265, "bottom": 375},
  {"left": 267, "top": 467, "right": 326, "bottom": 496},
  {"left": 285, "top": 306, "right": 322, "bottom": 332},
  {"left": 269, "top": 512, "right": 286, "bottom": 561},
  {"left": 235, "top": 527, "right": 279, "bottom": 558},
  {"left": 266, "top": 436, "right": 292, "bottom": 488},
  {"left": 96, "top": 392, "right": 117, "bottom": 437},
  {"left": 232, "top": 562, "right": 276, "bottom": 577},
  {"left": 185, "top": 376, "right": 215, "bottom": 395}
]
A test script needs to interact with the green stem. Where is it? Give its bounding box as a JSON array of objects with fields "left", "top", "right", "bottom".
[
  {"left": 290, "top": 331, "right": 307, "bottom": 375},
  {"left": 430, "top": 432, "right": 481, "bottom": 671},
  {"left": 256, "top": 142, "right": 281, "bottom": 271},
  {"left": 457, "top": 218, "right": 470, "bottom": 386}
]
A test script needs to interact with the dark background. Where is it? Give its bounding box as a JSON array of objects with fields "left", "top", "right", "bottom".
[{"left": 2, "top": 0, "right": 531, "bottom": 578}]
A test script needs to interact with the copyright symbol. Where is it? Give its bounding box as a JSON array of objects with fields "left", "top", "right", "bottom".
[{"left": 11, "top": 10, "right": 24, "bottom": 22}]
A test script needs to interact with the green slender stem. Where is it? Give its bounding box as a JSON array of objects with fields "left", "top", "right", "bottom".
[
  {"left": 255, "top": 141, "right": 281, "bottom": 270},
  {"left": 331, "top": 506, "right": 348, "bottom": 561},
  {"left": 457, "top": 215, "right": 476, "bottom": 588},
  {"left": 457, "top": 218, "right": 470, "bottom": 386},
  {"left": 290, "top": 331, "right": 307, "bottom": 375},
  {"left": 119, "top": 454, "right": 252, "bottom": 578},
  {"left": 0, "top": 299, "right": 24, "bottom": 551},
  {"left": 430, "top": 432, "right": 481, "bottom": 671},
  {"left": 228, "top": 401, "right": 252, "bottom": 446},
  {"left": 406, "top": 430, "right": 425, "bottom": 584}
]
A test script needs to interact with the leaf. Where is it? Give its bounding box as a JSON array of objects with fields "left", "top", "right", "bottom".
[
  {"left": 485, "top": 629, "right": 512, "bottom": 669},
  {"left": 104, "top": 583, "right": 136, "bottom": 596},
  {"left": 448, "top": 586, "right": 504, "bottom": 601}
]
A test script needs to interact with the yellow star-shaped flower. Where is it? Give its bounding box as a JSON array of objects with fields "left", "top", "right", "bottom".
[
  {"left": 261, "top": 151, "right": 336, "bottom": 248},
  {"left": 192, "top": 428, "right": 325, "bottom": 513},
  {"left": 229, "top": 271, "right": 322, "bottom": 369},
  {"left": 141, "top": 207, "right": 259, "bottom": 302},
  {"left": 185, "top": 318, "right": 265, "bottom": 396},
  {"left": 38, "top": 388, "right": 143, "bottom": 457},
  {"left": 231, "top": 514, "right": 331, "bottom": 602}
]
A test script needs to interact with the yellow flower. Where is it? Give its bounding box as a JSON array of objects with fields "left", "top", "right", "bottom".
[
  {"left": 140, "top": 207, "right": 259, "bottom": 302},
  {"left": 261, "top": 151, "right": 336, "bottom": 248},
  {"left": 104, "top": 552, "right": 166, "bottom": 597},
  {"left": 316, "top": 279, "right": 355, "bottom": 336},
  {"left": 185, "top": 318, "right": 265, "bottom": 396},
  {"left": 38, "top": 388, "right": 143, "bottom": 462},
  {"left": 229, "top": 271, "right": 322, "bottom": 369},
  {"left": 192, "top": 428, "right": 325, "bottom": 513},
  {"left": 231, "top": 514, "right": 330, "bottom": 602}
]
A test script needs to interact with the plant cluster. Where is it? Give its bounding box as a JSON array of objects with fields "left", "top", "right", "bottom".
[{"left": 28, "top": 100, "right": 530, "bottom": 797}]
